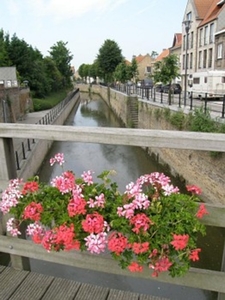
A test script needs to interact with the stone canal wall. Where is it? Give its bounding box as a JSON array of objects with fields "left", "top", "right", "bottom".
[{"left": 78, "top": 84, "right": 225, "bottom": 205}]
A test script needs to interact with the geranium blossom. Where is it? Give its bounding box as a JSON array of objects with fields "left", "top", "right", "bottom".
[
  {"left": 170, "top": 234, "right": 189, "bottom": 250},
  {"left": 0, "top": 153, "right": 208, "bottom": 278},
  {"left": 186, "top": 185, "right": 202, "bottom": 195}
]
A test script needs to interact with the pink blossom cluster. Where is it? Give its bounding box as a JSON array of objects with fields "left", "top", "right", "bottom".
[
  {"left": 49, "top": 153, "right": 65, "bottom": 166},
  {"left": 51, "top": 171, "right": 75, "bottom": 194},
  {"left": 81, "top": 170, "right": 94, "bottom": 185},
  {"left": 0, "top": 179, "right": 23, "bottom": 214},
  {"left": 6, "top": 217, "right": 21, "bottom": 236}
]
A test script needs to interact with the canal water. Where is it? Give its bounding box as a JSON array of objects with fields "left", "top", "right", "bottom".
[{"left": 30, "top": 93, "right": 222, "bottom": 300}]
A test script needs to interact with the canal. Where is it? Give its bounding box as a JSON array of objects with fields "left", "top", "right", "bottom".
[{"left": 30, "top": 93, "right": 222, "bottom": 300}]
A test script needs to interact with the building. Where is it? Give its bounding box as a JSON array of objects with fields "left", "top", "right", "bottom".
[
  {"left": 133, "top": 54, "right": 155, "bottom": 80},
  {"left": 181, "top": 0, "right": 225, "bottom": 93}
]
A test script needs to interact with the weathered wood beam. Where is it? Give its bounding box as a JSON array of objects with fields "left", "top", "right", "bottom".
[
  {"left": 0, "top": 235, "right": 224, "bottom": 294},
  {"left": 0, "top": 124, "right": 224, "bottom": 152}
]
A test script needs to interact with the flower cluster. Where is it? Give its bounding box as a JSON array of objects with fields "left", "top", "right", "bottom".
[{"left": 0, "top": 153, "right": 209, "bottom": 278}]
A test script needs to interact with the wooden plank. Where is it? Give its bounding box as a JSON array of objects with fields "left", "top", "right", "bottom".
[
  {"left": 9, "top": 272, "right": 54, "bottom": 300},
  {"left": 74, "top": 282, "right": 109, "bottom": 300},
  {"left": 0, "top": 265, "right": 6, "bottom": 273},
  {"left": 139, "top": 295, "right": 170, "bottom": 300},
  {"left": 41, "top": 277, "right": 81, "bottom": 300},
  {"left": 0, "top": 236, "right": 225, "bottom": 293},
  {"left": 202, "top": 203, "right": 225, "bottom": 227},
  {"left": 0, "top": 124, "right": 224, "bottom": 152},
  {"left": 0, "top": 267, "right": 28, "bottom": 299},
  {"left": 107, "top": 288, "right": 139, "bottom": 300}
]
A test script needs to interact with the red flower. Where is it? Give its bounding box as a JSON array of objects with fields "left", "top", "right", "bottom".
[
  {"left": 23, "top": 202, "right": 43, "bottom": 221},
  {"left": 170, "top": 234, "right": 189, "bottom": 250},
  {"left": 132, "top": 242, "right": 149, "bottom": 254},
  {"left": 189, "top": 248, "right": 201, "bottom": 261},
  {"left": 186, "top": 185, "right": 202, "bottom": 195},
  {"left": 128, "top": 262, "right": 143, "bottom": 272},
  {"left": 196, "top": 204, "right": 209, "bottom": 219},
  {"left": 82, "top": 212, "right": 105, "bottom": 234},
  {"left": 108, "top": 232, "right": 129, "bottom": 255},
  {"left": 22, "top": 181, "right": 39, "bottom": 195}
]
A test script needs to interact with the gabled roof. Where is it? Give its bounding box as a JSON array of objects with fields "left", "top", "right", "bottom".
[
  {"left": 171, "top": 33, "right": 182, "bottom": 48},
  {"left": 199, "top": 0, "right": 225, "bottom": 26},
  {"left": 135, "top": 54, "right": 145, "bottom": 63},
  {"left": 194, "top": 0, "right": 215, "bottom": 19},
  {"left": 155, "top": 49, "right": 170, "bottom": 62}
]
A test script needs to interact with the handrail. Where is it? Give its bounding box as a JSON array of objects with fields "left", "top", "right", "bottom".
[{"left": 0, "top": 125, "right": 225, "bottom": 298}]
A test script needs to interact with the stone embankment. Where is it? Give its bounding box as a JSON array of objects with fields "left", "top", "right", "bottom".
[{"left": 78, "top": 83, "right": 225, "bottom": 205}]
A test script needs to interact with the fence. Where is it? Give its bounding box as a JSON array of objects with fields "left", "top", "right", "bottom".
[
  {"left": 112, "top": 83, "right": 225, "bottom": 119},
  {"left": 0, "top": 125, "right": 225, "bottom": 299}
]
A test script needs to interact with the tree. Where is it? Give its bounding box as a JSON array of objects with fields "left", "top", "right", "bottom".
[
  {"left": 151, "top": 51, "right": 158, "bottom": 59},
  {"left": 113, "top": 60, "right": 130, "bottom": 83},
  {"left": 49, "top": 41, "right": 73, "bottom": 88},
  {"left": 0, "top": 29, "right": 10, "bottom": 66},
  {"left": 96, "top": 39, "right": 123, "bottom": 83},
  {"left": 153, "top": 54, "right": 180, "bottom": 105}
]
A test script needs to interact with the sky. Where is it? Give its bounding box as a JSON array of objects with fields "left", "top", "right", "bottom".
[{"left": 0, "top": 0, "right": 188, "bottom": 71}]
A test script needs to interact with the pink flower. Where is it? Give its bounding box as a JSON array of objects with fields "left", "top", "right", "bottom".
[
  {"left": 0, "top": 179, "right": 23, "bottom": 214},
  {"left": 81, "top": 170, "right": 94, "bottom": 185},
  {"left": 51, "top": 171, "right": 75, "bottom": 193},
  {"left": 67, "top": 187, "right": 87, "bottom": 216},
  {"left": 196, "top": 204, "right": 209, "bottom": 219},
  {"left": 84, "top": 232, "right": 107, "bottom": 254},
  {"left": 49, "top": 153, "right": 65, "bottom": 166},
  {"left": 170, "top": 234, "right": 189, "bottom": 250},
  {"left": 186, "top": 185, "right": 202, "bottom": 195},
  {"left": 150, "top": 256, "right": 173, "bottom": 277},
  {"left": 128, "top": 262, "right": 143, "bottom": 272},
  {"left": 23, "top": 202, "right": 43, "bottom": 221},
  {"left": 82, "top": 212, "right": 105, "bottom": 234},
  {"left": 6, "top": 218, "right": 21, "bottom": 236}
]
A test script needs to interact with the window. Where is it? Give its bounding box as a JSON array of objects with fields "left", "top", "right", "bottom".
[
  {"left": 187, "top": 12, "right": 192, "bottom": 21},
  {"left": 203, "top": 50, "right": 207, "bottom": 68},
  {"left": 198, "top": 51, "right": 202, "bottom": 68},
  {"left": 217, "top": 43, "right": 223, "bottom": 59},
  {"left": 183, "top": 54, "right": 185, "bottom": 69},
  {"left": 208, "top": 48, "right": 213, "bottom": 68},
  {"left": 222, "top": 77, "right": 225, "bottom": 83},
  {"left": 209, "top": 23, "right": 214, "bottom": 43},
  {"left": 204, "top": 26, "right": 208, "bottom": 45},
  {"left": 183, "top": 35, "right": 186, "bottom": 50},
  {"left": 190, "top": 53, "right": 193, "bottom": 69},
  {"left": 190, "top": 32, "right": 194, "bottom": 48},
  {"left": 204, "top": 77, "right": 207, "bottom": 83},
  {"left": 193, "top": 78, "right": 200, "bottom": 84},
  {"left": 187, "top": 54, "right": 189, "bottom": 69},
  {"left": 145, "top": 66, "right": 151, "bottom": 73},
  {"left": 199, "top": 28, "right": 203, "bottom": 47}
]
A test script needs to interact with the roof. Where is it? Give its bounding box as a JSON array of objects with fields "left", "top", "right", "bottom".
[
  {"left": 155, "top": 49, "right": 170, "bottom": 62},
  {"left": 194, "top": 0, "right": 215, "bottom": 19},
  {"left": 171, "top": 33, "right": 182, "bottom": 48},
  {"left": 134, "top": 54, "right": 145, "bottom": 63},
  {"left": 0, "top": 67, "right": 17, "bottom": 81},
  {"left": 199, "top": 0, "right": 224, "bottom": 26}
]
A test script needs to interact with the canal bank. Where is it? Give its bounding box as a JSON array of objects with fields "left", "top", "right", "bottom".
[{"left": 77, "top": 84, "right": 225, "bottom": 205}]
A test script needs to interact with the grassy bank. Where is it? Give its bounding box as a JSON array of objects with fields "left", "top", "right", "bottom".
[{"left": 32, "top": 89, "right": 69, "bottom": 112}]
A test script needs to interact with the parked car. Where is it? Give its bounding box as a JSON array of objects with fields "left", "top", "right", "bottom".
[
  {"left": 140, "top": 78, "right": 154, "bottom": 89},
  {"left": 155, "top": 83, "right": 163, "bottom": 92},
  {"left": 162, "top": 83, "right": 182, "bottom": 94}
]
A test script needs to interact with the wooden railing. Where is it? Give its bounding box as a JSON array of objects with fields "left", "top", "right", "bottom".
[{"left": 0, "top": 124, "right": 225, "bottom": 299}]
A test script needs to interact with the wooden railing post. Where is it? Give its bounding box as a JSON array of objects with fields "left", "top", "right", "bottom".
[
  {"left": 218, "top": 237, "right": 225, "bottom": 300},
  {"left": 0, "top": 137, "right": 30, "bottom": 271}
]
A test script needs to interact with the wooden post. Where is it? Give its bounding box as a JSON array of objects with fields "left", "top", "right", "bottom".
[
  {"left": 0, "top": 137, "right": 30, "bottom": 271},
  {"left": 217, "top": 237, "right": 225, "bottom": 300}
]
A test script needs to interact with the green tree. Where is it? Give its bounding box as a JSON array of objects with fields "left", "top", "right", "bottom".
[
  {"left": 153, "top": 54, "right": 180, "bottom": 105},
  {"left": 96, "top": 39, "right": 123, "bottom": 83},
  {"left": 0, "top": 29, "right": 10, "bottom": 66},
  {"left": 49, "top": 41, "right": 73, "bottom": 88},
  {"left": 43, "top": 56, "right": 63, "bottom": 92},
  {"left": 113, "top": 60, "right": 130, "bottom": 83},
  {"left": 151, "top": 51, "right": 158, "bottom": 59}
]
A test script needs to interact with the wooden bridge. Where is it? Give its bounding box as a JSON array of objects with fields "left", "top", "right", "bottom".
[{"left": 0, "top": 123, "right": 225, "bottom": 299}]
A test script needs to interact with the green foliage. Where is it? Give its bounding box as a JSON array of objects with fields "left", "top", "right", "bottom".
[
  {"left": 1, "top": 155, "right": 208, "bottom": 278},
  {"left": 33, "top": 90, "right": 68, "bottom": 111},
  {"left": 96, "top": 39, "right": 123, "bottom": 83},
  {"left": 189, "top": 107, "right": 218, "bottom": 133},
  {"left": 169, "top": 110, "right": 186, "bottom": 130}
]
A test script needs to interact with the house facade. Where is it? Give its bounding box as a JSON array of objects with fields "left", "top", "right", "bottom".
[
  {"left": 133, "top": 54, "right": 155, "bottom": 80},
  {"left": 181, "top": 0, "right": 225, "bottom": 93}
]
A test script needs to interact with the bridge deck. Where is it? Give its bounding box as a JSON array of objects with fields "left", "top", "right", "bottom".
[{"left": 0, "top": 265, "right": 169, "bottom": 300}]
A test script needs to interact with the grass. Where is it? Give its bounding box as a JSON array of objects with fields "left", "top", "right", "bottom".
[{"left": 32, "top": 89, "right": 69, "bottom": 112}]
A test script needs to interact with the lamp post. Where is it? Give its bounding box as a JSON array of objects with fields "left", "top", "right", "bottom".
[{"left": 183, "top": 19, "right": 192, "bottom": 106}]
